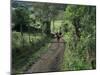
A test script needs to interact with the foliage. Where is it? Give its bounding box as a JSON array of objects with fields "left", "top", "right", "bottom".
[
  {"left": 12, "top": 7, "right": 30, "bottom": 31},
  {"left": 12, "top": 31, "right": 51, "bottom": 73},
  {"left": 12, "top": 1, "right": 96, "bottom": 72},
  {"left": 61, "top": 5, "right": 96, "bottom": 70}
]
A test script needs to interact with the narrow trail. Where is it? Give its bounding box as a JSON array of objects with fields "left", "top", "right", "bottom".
[{"left": 26, "top": 38, "right": 65, "bottom": 73}]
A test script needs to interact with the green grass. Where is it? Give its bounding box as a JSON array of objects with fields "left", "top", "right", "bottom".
[
  {"left": 60, "top": 32, "right": 92, "bottom": 71},
  {"left": 51, "top": 20, "right": 63, "bottom": 33},
  {"left": 15, "top": 42, "right": 51, "bottom": 73},
  {"left": 12, "top": 31, "right": 44, "bottom": 49},
  {"left": 12, "top": 31, "right": 52, "bottom": 73}
]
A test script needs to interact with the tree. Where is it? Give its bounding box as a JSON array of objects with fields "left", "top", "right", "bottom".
[
  {"left": 64, "top": 5, "right": 96, "bottom": 69},
  {"left": 13, "top": 7, "right": 30, "bottom": 47},
  {"left": 31, "top": 3, "right": 66, "bottom": 35},
  {"left": 13, "top": 7, "right": 30, "bottom": 31}
]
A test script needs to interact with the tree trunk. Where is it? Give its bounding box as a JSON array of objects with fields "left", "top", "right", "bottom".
[
  {"left": 43, "top": 20, "right": 51, "bottom": 36},
  {"left": 73, "top": 17, "right": 80, "bottom": 41},
  {"left": 46, "top": 21, "right": 51, "bottom": 35},
  {"left": 52, "top": 19, "right": 55, "bottom": 32},
  {"left": 28, "top": 25, "right": 31, "bottom": 43},
  {"left": 20, "top": 24, "right": 24, "bottom": 48}
]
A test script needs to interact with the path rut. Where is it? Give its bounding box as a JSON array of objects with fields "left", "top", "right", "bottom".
[{"left": 26, "top": 38, "right": 65, "bottom": 73}]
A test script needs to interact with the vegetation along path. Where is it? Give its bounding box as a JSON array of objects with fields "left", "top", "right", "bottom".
[{"left": 26, "top": 38, "right": 65, "bottom": 73}]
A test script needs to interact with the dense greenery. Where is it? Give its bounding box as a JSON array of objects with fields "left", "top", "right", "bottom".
[
  {"left": 12, "top": 32, "right": 51, "bottom": 72},
  {"left": 11, "top": 1, "right": 66, "bottom": 73},
  {"left": 61, "top": 5, "right": 96, "bottom": 70},
  {"left": 12, "top": 1, "right": 96, "bottom": 73}
]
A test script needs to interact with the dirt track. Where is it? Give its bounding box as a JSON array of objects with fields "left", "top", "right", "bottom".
[{"left": 26, "top": 38, "right": 65, "bottom": 73}]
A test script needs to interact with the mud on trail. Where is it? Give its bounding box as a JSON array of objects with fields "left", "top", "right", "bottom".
[{"left": 26, "top": 38, "right": 65, "bottom": 73}]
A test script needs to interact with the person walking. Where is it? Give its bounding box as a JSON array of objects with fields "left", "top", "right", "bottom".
[{"left": 56, "top": 32, "right": 62, "bottom": 42}]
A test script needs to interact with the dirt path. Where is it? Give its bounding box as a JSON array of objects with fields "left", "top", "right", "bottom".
[{"left": 26, "top": 38, "right": 65, "bottom": 73}]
